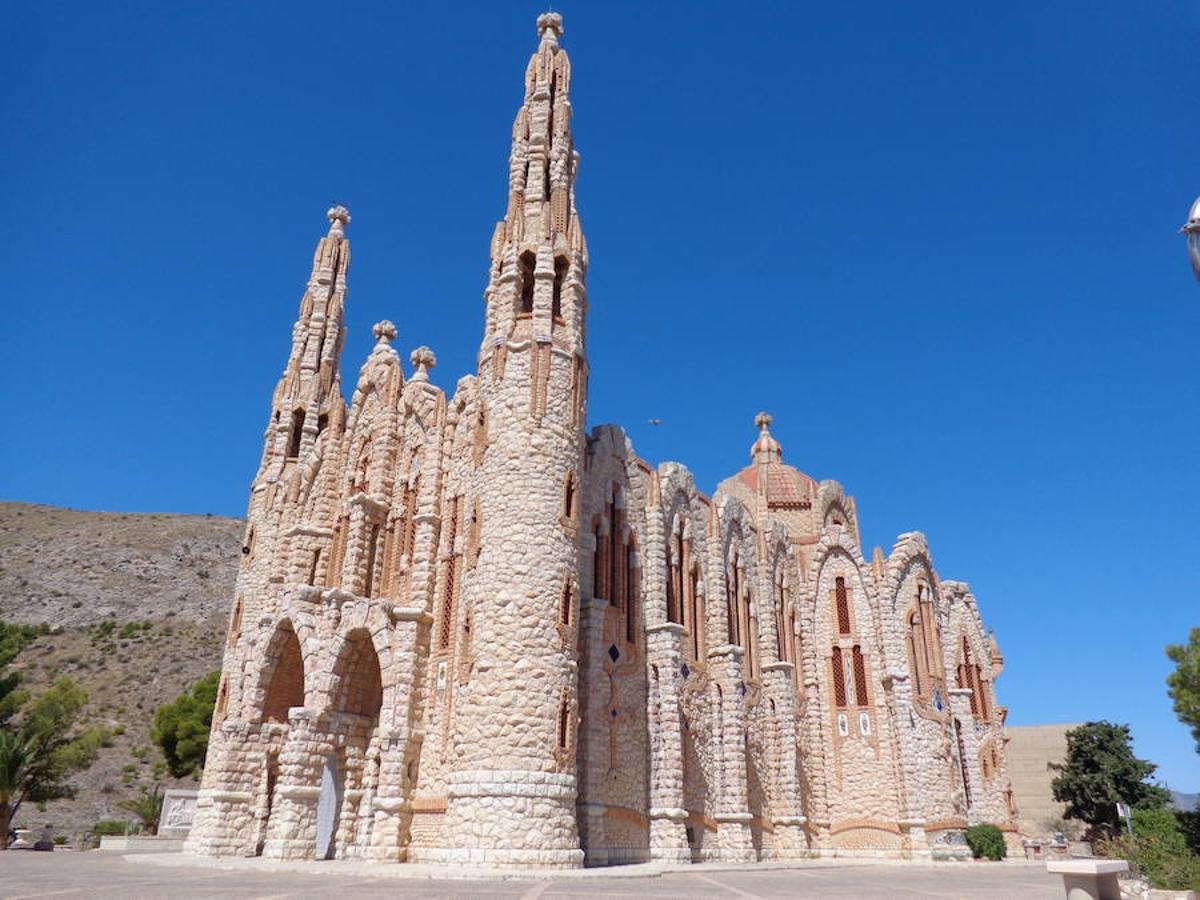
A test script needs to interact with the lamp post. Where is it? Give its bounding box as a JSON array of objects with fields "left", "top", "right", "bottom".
[{"left": 1184, "top": 195, "right": 1200, "bottom": 281}]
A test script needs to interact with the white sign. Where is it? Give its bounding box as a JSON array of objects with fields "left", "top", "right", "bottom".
[{"left": 1116, "top": 802, "right": 1131, "bottom": 819}]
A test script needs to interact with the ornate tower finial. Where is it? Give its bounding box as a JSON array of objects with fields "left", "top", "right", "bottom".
[
  {"left": 537, "top": 11, "right": 563, "bottom": 45},
  {"left": 751, "top": 411, "right": 783, "bottom": 464},
  {"left": 372, "top": 320, "right": 396, "bottom": 344},
  {"left": 409, "top": 345, "right": 436, "bottom": 382},
  {"left": 326, "top": 205, "right": 351, "bottom": 237}
]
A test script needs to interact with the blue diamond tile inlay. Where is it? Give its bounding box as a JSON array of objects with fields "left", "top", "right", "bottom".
[
  {"left": 680, "top": 663, "right": 690, "bottom": 678},
  {"left": 607, "top": 644, "right": 620, "bottom": 662}
]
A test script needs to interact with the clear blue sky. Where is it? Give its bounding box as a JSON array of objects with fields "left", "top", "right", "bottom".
[{"left": 4, "top": 2, "right": 1198, "bottom": 791}]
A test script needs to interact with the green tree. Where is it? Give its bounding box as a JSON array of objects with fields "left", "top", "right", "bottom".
[
  {"left": 1167, "top": 627, "right": 1200, "bottom": 753},
  {"left": 0, "top": 678, "right": 105, "bottom": 848},
  {"left": 1051, "top": 721, "right": 1172, "bottom": 839},
  {"left": 0, "top": 621, "right": 43, "bottom": 726},
  {"left": 151, "top": 672, "right": 219, "bottom": 778}
]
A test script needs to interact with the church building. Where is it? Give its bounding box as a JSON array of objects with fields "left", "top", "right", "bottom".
[{"left": 186, "top": 13, "right": 1017, "bottom": 866}]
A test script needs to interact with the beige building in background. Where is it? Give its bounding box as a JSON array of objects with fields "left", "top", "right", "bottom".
[
  {"left": 1007, "top": 724, "right": 1081, "bottom": 835},
  {"left": 185, "top": 13, "right": 1018, "bottom": 867}
]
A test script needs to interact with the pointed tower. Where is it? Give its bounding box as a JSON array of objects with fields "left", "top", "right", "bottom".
[
  {"left": 186, "top": 207, "right": 351, "bottom": 857},
  {"left": 428, "top": 12, "right": 588, "bottom": 867},
  {"left": 237, "top": 205, "right": 351, "bottom": 619},
  {"left": 262, "top": 205, "right": 350, "bottom": 477}
]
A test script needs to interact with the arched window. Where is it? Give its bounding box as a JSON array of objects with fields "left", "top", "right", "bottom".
[
  {"left": 518, "top": 251, "right": 536, "bottom": 315},
  {"left": 592, "top": 521, "right": 605, "bottom": 600},
  {"left": 287, "top": 409, "right": 305, "bottom": 458}
]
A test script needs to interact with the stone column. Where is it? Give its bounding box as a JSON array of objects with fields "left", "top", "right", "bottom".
[
  {"left": 262, "top": 708, "right": 326, "bottom": 860},
  {"left": 576, "top": 586, "right": 609, "bottom": 865},
  {"left": 761, "top": 660, "right": 808, "bottom": 858},
  {"left": 884, "top": 671, "right": 932, "bottom": 859},
  {"left": 184, "top": 721, "right": 257, "bottom": 857},
  {"left": 646, "top": 622, "right": 690, "bottom": 862},
  {"left": 708, "top": 644, "right": 756, "bottom": 861},
  {"left": 363, "top": 609, "right": 427, "bottom": 861}
]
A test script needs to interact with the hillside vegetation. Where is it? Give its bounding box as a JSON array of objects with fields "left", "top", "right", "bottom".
[{"left": 0, "top": 502, "right": 238, "bottom": 839}]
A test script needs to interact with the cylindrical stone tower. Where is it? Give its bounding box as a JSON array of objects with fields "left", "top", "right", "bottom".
[{"left": 426, "top": 12, "right": 589, "bottom": 867}]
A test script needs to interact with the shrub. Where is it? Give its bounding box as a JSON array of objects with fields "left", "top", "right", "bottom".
[
  {"left": 965, "top": 824, "right": 1007, "bottom": 860},
  {"left": 151, "top": 671, "right": 219, "bottom": 777},
  {"left": 52, "top": 835, "right": 68, "bottom": 845},
  {"left": 1097, "top": 808, "right": 1200, "bottom": 891},
  {"left": 92, "top": 819, "right": 131, "bottom": 836}
]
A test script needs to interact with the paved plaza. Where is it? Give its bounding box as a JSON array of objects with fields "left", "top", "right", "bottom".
[{"left": 1, "top": 852, "right": 1064, "bottom": 899}]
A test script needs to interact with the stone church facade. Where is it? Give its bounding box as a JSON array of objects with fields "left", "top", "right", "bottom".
[{"left": 186, "top": 13, "right": 1017, "bottom": 867}]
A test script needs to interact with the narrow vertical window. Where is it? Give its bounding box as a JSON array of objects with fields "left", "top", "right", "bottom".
[
  {"left": 690, "top": 568, "right": 703, "bottom": 662},
  {"left": 363, "top": 523, "right": 381, "bottom": 597},
  {"left": 592, "top": 524, "right": 604, "bottom": 600},
  {"left": 832, "top": 647, "right": 847, "bottom": 708},
  {"left": 775, "top": 576, "right": 787, "bottom": 662},
  {"left": 625, "top": 543, "right": 637, "bottom": 644},
  {"left": 561, "top": 579, "right": 572, "bottom": 627},
  {"left": 835, "top": 576, "right": 850, "bottom": 635},
  {"left": 726, "top": 561, "right": 740, "bottom": 645},
  {"left": 907, "top": 616, "right": 922, "bottom": 697},
  {"left": 563, "top": 471, "right": 576, "bottom": 521},
  {"left": 228, "top": 598, "right": 243, "bottom": 648},
  {"left": 852, "top": 644, "right": 869, "bottom": 706},
  {"left": 288, "top": 409, "right": 305, "bottom": 458},
  {"left": 558, "top": 698, "right": 571, "bottom": 749},
  {"left": 552, "top": 256, "right": 568, "bottom": 320},
  {"left": 308, "top": 548, "right": 321, "bottom": 586},
  {"left": 518, "top": 251, "right": 536, "bottom": 314}
]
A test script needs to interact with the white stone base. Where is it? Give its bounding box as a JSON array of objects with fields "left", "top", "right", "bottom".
[
  {"left": 99, "top": 837, "right": 186, "bottom": 853},
  {"left": 410, "top": 846, "right": 585, "bottom": 868}
]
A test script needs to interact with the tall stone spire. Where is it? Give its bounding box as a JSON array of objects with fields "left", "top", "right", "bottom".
[
  {"left": 481, "top": 10, "right": 587, "bottom": 367},
  {"left": 262, "top": 206, "right": 351, "bottom": 473},
  {"left": 434, "top": 13, "right": 587, "bottom": 867}
]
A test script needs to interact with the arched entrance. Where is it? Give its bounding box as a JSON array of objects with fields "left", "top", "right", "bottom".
[
  {"left": 256, "top": 621, "right": 306, "bottom": 855},
  {"left": 317, "top": 629, "right": 383, "bottom": 859}
]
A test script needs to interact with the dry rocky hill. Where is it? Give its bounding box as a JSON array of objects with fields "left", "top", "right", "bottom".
[{"left": 0, "top": 502, "right": 241, "bottom": 841}]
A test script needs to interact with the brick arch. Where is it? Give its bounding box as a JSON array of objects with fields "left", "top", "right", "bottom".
[
  {"left": 329, "top": 627, "right": 384, "bottom": 721},
  {"left": 260, "top": 620, "right": 306, "bottom": 724}
]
